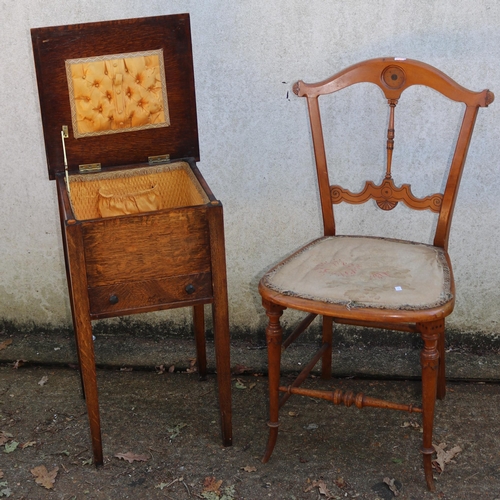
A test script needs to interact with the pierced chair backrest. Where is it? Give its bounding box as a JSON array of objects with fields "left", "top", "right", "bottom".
[{"left": 294, "top": 58, "right": 494, "bottom": 251}]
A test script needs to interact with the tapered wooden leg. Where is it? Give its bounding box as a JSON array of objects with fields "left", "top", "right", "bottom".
[
  {"left": 208, "top": 205, "right": 232, "bottom": 447},
  {"left": 321, "top": 316, "right": 333, "bottom": 380},
  {"left": 211, "top": 300, "right": 232, "bottom": 446},
  {"left": 75, "top": 318, "right": 103, "bottom": 466},
  {"left": 66, "top": 223, "right": 103, "bottom": 466},
  {"left": 56, "top": 186, "right": 86, "bottom": 399},
  {"left": 418, "top": 320, "right": 442, "bottom": 492},
  {"left": 193, "top": 305, "right": 207, "bottom": 381},
  {"left": 67, "top": 285, "right": 87, "bottom": 401},
  {"left": 437, "top": 326, "right": 446, "bottom": 400},
  {"left": 262, "top": 300, "right": 285, "bottom": 463}
]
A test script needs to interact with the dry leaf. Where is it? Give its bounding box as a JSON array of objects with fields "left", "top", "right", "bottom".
[
  {"left": 114, "top": 451, "right": 149, "bottom": 463},
  {"left": 432, "top": 442, "right": 462, "bottom": 473},
  {"left": 156, "top": 364, "right": 165, "bottom": 374},
  {"left": 168, "top": 365, "right": 175, "bottom": 373},
  {"left": 402, "top": 421, "right": 423, "bottom": 432},
  {"left": 0, "top": 484, "right": 11, "bottom": 498},
  {"left": 3, "top": 442, "right": 18, "bottom": 453},
  {"left": 167, "top": 422, "right": 187, "bottom": 439},
  {"left": 335, "top": 477, "right": 348, "bottom": 489},
  {"left": 304, "top": 479, "right": 333, "bottom": 497},
  {"left": 21, "top": 441, "right": 36, "bottom": 449},
  {"left": 383, "top": 477, "right": 400, "bottom": 497},
  {"left": 235, "top": 379, "right": 247, "bottom": 389},
  {"left": 203, "top": 476, "right": 223, "bottom": 494},
  {"left": 185, "top": 358, "right": 197, "bottom": 374},
  {"left": 231, "top": 364, "right": 250, "bottom": 375},
  {"left": 241, "top": 465, "right": 256, "bottom": 472},
  {"left": 12, "top": 360, "right": 26, "bottom": 369},
  {"left": 0, "top": 339, "right": 12, "bottom": 351},
  {"left": 31, "top": 465, "right": 58, "bottom": 489},
  {"left": 0, "top": 432, "right": 12, "bottom": 446},
  {"left": 38, "top": 376, "right": 48, "bottom": 386}
]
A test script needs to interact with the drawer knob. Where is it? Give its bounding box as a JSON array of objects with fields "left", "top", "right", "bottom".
[
  {"left": 109, "top": 294, "right": 119, "bottom": 304},
  {"left": 185, "top": 284, "right": 196, "bottom": 295}
]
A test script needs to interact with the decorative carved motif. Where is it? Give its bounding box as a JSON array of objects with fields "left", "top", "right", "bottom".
[
  {"left": 329, "top": 93, "right": 445, "bottom": 212},
  {"left": 419, "top": 321, "right": 441, "bottom": 369},
  {"left": 385, "top": 99, "right": 398, "bottom": 181},
  {"left": 330, "top": 178, "right": 443, "bottom": 212},
  {"left": 382, "top": 65, "right": 406, "bottom": 90}
]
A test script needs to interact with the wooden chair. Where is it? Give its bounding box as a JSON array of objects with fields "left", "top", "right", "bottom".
[{"left": 259, "top": 58, "right": 493, "bottom": 491}]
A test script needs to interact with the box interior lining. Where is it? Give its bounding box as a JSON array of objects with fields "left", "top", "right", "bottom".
[{"left": 68, "top": 161, "right": 209, "bottom": 220}]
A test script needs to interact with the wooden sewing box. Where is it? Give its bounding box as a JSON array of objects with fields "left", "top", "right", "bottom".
[{"left": 31, "top": 14, "right": 232, "bottom": 464}]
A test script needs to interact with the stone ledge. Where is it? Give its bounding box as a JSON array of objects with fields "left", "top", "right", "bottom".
[{"left": 1, "top": 323, "right": 499, "bottom": 381}]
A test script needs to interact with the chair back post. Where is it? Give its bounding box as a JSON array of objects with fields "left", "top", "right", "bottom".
[
  {"left": 434, "top": 104, "right": 481, "bottom": 251},
  {"left": 305, "top": 94, "right": 336, "bottom": 236}
]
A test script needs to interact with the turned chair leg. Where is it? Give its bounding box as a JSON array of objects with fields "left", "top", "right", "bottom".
[
  {"left": 262, "top": 301, "right": 285, "bottom": 463},
  {"left": 193, "top": 305, "right": 207, "bottom": 381},
  {"left": 418, "top": 320, "right": 442, "bottom": 492},
  {"left": 436, "top": 327, "right": 446, "bottom": 400},
  {"left": 321, "top": 316, "right": 333, "bottom": 380}
]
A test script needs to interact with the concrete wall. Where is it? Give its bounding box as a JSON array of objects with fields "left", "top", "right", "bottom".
[{"left": 1, "top": 0, "right": 499, "bottom": 337}]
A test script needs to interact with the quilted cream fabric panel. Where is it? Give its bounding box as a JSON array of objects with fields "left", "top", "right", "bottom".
[
  {"left": 66, "top": 50, "right": 169, "bottom": 138},
  {"left": 263, "top": 236, "right": 452, "bottom": 310}
]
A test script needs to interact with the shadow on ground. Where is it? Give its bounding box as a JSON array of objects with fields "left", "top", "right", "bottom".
[{"left": 0, "top": 364, "right": 499, "bottom": 499}]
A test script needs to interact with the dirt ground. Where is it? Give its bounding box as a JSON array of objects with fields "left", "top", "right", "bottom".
[{"left": 0, "top": 364, "right": 499, "bottom": 499}]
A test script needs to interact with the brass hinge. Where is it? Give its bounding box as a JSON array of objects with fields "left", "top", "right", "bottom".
[
  {"left": 148, "top": 154, "right": 170, "bottom": 165},
  {"left": 79, "top": 163, "right": 102, "bottom": 173},
  {"left": 61, "top": 125, "right": 70, "bottom": 194}
]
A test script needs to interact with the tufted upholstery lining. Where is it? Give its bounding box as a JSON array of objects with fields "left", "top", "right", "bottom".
[
  {"left": 68, "top": 161, "right": 209, "bottom": 220},
  {"left": 66, "top": 50, "right": 169, "bottom": 138}
]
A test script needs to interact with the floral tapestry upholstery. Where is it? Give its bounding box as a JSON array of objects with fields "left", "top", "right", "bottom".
[
  {"left": 66, "top": 50, "right": 169, "bottom": 138},
  {"left": 262, "top": 236, "right": 452, "bottom": 310}
]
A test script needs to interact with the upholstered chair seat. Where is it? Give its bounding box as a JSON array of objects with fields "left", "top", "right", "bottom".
[{"left": 263, "top": 236, "right": 452, "bottom": 311}]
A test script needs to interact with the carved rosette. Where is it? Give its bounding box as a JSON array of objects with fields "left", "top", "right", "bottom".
[
  {"left": 381, "top": 65, "right": 406, "bottom": 90},
  {"left": 376, "top": 199, "right": 398, "bottom": 211}
]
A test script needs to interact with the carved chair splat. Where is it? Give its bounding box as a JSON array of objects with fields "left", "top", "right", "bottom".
[{"left": 259, "top": 58, "right": 493, "bottom": 491}]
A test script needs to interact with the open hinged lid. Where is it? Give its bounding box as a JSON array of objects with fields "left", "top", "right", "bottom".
[{"left": 32, "top": 14, "right": 199, "bottom": 180}]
